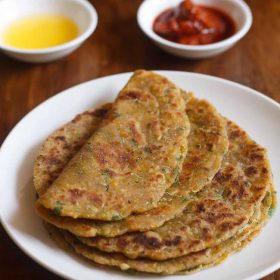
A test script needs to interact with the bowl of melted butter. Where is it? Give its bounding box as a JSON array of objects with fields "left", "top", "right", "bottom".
[{"left": 0, "top": 0, "right": 98, "bottom": 63}]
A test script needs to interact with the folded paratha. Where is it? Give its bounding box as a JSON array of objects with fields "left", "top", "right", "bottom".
[
  {"left": 35, "top": 95, "right": 228, "bottom": 237},
  {"left": 34, "top": 104, "right": 111, "bottom": 197},
  {"left": 36, "top": 70, "right": 190, "bottom": 220},
  {"left": 78, "top": 121, "right": 272, "bottom": 260}
]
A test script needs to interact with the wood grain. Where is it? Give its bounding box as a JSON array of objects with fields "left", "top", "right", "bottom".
[{"left": 0, "top": 0, "right": 279, "bottom": 278}]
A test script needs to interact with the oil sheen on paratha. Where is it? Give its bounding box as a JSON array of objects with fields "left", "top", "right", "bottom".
[
  {"left": 36, "top": 70, "right": 190, "bottom": 220},
  {"left": 35, "top": 95, "right": 228, "bottom": 237},
  {"left": 45, "top": 185, "right": 274, "bottom": 275},
  {"left": 78, "top": 121, "right": 272, "bottom": 260}
]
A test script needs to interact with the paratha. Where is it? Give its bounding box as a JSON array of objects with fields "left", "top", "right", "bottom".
[
  {"left": 44, "top": 184, "right": 274, "bottom": 275},
  {"left": 34, "top": 104, "right": 111, "bottom": 196},
  {"left": 78, "top": 121, "right": 272, "bottom": 260},
  {"left": 35, "top": 95, "right": 228, "bottom": 237},
  {"left": 36, "top": 70, "right": 190, "bottom": 220},
  {"left": 34, "top": 70, "right": 276, "bottom": 276}
]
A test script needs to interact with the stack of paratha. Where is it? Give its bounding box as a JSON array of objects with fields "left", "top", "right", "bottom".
[{"left": 34, "top": 70, "right": 276, "bottom": 275}]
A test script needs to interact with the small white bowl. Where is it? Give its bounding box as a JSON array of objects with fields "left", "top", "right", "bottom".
[
  {"left": 0, "top": 0, "right": 98, "bottom": 63},
  {"left": 137, "top": 0, "right": 252, "bottom": 59}
]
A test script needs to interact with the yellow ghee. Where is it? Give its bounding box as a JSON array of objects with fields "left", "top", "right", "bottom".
[{"left": 3, "top": 14, "right": 79, "bottom": 49}]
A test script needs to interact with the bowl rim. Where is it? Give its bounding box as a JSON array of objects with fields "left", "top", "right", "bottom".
[
  {"left": 137, "top": 0, "right": 252, "bottom": 51},
  {"left": 0, "top": 0, "right": 98, "bottom": 54}
]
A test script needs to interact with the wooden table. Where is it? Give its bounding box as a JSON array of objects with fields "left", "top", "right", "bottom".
[{"left": 0, "top": 0, "right": 279, "bottom": 278}]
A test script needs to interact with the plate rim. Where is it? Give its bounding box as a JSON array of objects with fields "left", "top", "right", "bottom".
[{"left": 0, "top": 70, "right": 279, "bottom": 280}]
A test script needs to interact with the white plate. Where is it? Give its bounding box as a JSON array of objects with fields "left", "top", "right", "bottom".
[{"left": 0, "top": 71, "right": 279, "bottom": 280}]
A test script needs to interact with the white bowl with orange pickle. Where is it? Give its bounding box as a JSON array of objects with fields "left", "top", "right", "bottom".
[
  {"left": 0, "top": 0, "right": 98, "bottom": 63},
  {"left": 137, "top": 0, "right": 252, "bottom": 59}
]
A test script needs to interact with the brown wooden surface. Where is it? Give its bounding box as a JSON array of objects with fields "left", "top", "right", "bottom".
[{"left": 0, "top": 0, "right": 279, "bottom": 278}]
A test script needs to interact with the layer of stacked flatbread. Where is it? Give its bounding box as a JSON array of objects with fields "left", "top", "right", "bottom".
[
  {"left": 44, "top": 184, "right": 275, "bottom": 274},
  {"left": 33, "top": 70, "right": 276, "bottom": 275}
]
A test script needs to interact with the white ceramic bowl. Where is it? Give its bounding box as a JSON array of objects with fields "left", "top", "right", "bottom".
[
  {"left": 0, "top": 0, "right": 98, "bottom": 63},
  {"left": 137, "top": 0, "right": 252, "bottom": 59}
]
